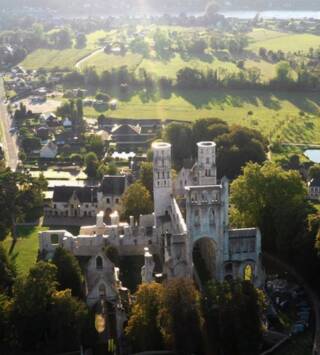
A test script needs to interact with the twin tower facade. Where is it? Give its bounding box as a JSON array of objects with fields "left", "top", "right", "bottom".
[{"left": 152, "top": 140, "right": 264, "bottom": 286}]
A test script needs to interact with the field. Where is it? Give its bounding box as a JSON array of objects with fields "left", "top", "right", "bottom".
[
  {"left": 248, "top": 30, "right": 320, "bottom": 53},
  {"left": 3, "top": 226, "right": 48, "bottom": 276},
  {"left": 84, "top": 88, "right": 320, "bottom": 143},
  {"left": 79, "top": 52, "right": 143, "bottom": 73},
  {"left": 20, "top": 48, "right": 94, "bottom": 70}
]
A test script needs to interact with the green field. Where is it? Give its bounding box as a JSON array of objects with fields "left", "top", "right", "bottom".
[
  {"left": 79, "top": 51, "right": 143, "bottom": 73},
  {"left": 84, "top": 88, "right": 320, "bottom": 143},
  {"left": 248, "top": 31, "right": 320, "bottom": 53},
  {"left": 136, "top": 53, "right": 240, "bottom": 78},
  {"left": 21, "top": 48, "right": 94, "bottom": 70},
  {"left": 3, "top": 226, "right": 47, "bottom": 276}
]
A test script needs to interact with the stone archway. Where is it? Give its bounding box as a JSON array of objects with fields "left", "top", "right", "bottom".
[
  {"left": 192, "top": 237, "right": 217, "bottom": 284},
  {"left": 105, "top": 208, "right": 112, "bottom": 224}
]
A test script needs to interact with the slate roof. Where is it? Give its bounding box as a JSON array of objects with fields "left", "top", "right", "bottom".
[
  {"left": 53, "top": 186, "right": 98, "bottom": 203},
  {"left": 111, "top": 124, "right": 141, "bottom": 135},
  {"left": 100, "top": 175, "right": 126, "bottom": 195}
]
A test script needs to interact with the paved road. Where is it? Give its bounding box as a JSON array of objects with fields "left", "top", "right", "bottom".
[{"left": 0, "top": 77, "right": 19, "bottom": 171}]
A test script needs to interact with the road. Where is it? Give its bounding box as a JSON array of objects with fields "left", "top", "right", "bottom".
[
  {"left": 0, "top": 77, "right": 19, "bottom": 171},
  {"left": 75, "top": 47, "right": 104, "bottom": 69}
]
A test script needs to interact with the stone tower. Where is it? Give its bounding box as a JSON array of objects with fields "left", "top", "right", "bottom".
[
  {"left": 197, "top": 141, "right": 217, "bottom": 186},
  {"left": 152, "top": 142, "right": 172, "bottom": 219}
]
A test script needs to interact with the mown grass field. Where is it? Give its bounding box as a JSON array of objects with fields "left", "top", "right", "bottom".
[
  {"left": 20, "top": 48, "right": 94, "bottom": 70},
  {"left": 3, "top": 226, "right": 47, "bottom": 276},
  {"left": 248, "top": 31, "right": 320, "bottom": 53},
  {"left": 84, "top": 88, "right": 320, "bottom": 143},
  {"left": 79, "top": 52, "right": 143, "bottom": 73}
]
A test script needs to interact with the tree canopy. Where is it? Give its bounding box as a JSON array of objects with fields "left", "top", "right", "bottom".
[{"left": 121, "top": 181, "right": 153, "bottom": 222}]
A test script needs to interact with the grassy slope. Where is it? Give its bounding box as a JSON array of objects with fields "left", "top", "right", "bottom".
[
  {"left": 21, "top": 48, "right": 94, "bottom": 70},
  {"left": 248, "top": 32, "right": 320, "bottom": 53},
  {"left": 3, "top": 226, "right": 47, "bottom": 276},
  {"left": 84, "top": 88, "right": 320, "bottom": 143},
  {"left": 79, "top": 52, "right": 143, "bottom": 73}
]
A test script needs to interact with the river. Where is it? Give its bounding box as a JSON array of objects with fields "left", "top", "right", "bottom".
[{"left": 220, "top": 11, "right": 320, "bottom": 19}]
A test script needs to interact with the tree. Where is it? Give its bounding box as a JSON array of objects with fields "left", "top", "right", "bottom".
[
  {"left": 129, "top": 37, "right": 149, "bottom": 57},
  {"left": 159, "top": 278, "right": 203, "bottom": 355},
  {"left": 140, "top": 162, "right": 154, "bottom": 197},
  {"left": 84, "top": 152, "right": 99, "bottom": 178},
  {"left": 309, "top": 164, "right": 320, "bottom": 179},
  {"left": 126, "top": 282, "right": 164, "bottom": 352},
  {"left": 52, "top": 247, "right": 83, "bottom": 298},
  {"left": 202, "top": 280, "right": 265, "bottom": 355},
  {"left": 12, "top": 261, "right": 58, "bottom": 350},
  {"left": 0, "top": 168, "right": 46, "bottom": 240},
  {"left": 121, "top": 181, "right": 153, "bottom": 222},
  {"left": 231, "top": 162, "right": 310, "bottom": 258},
  {"left": 85, "top": 134, "right": 104, "bottom": 158},
  {"left": 216, "top": 125, "right": 267, "bottom": 179},
  {"left": 49, "top": 289, "right": 88, "bottom": 352},
  {"left": 75, "top": 33, "right": 87, "bottom": 48},
  {"left": 275, "top": 61, "right": 293, "bottom": 84},
  {"left": 0, "top": 243, "right": 16, "bottom": 293},
  {"left": 163, "top": 123, "right": 193, "bottom": 169}
]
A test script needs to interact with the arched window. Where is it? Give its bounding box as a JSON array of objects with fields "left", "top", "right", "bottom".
[
  {"left": 96, "top": 256, "right": 103, "bottom": 270},
  {"left": 225, "top": 263, "right": 233, "bottom": 274},
  {"left": 244, "top": 264, "right": 253, "bottom": 281},
  {"left": 194, "top": 209, "right": 200, "bottom": 226},
  {"left": 99, "top": 284, "right": 106, "bottom": 298},
  {"left": 209, "top": 208, "right": 215, "bottom": 225}
]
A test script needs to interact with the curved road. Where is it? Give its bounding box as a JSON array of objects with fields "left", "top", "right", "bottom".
[
  {"left": 75, "top": 47, "right": 104, "bottom": 69},
  {"left": 0, "top": 77, "right": 19, "bottom": 171}
]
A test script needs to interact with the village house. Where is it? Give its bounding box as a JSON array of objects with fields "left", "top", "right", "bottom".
[
  {"left": 40, "top": 141, "right": 58, "bottom": 159},
  {"left": 45, "top": 175, "right": 128, "bottom": 219}
]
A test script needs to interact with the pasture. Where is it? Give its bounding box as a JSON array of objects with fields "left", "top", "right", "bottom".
[{"left": 84, "top": 88, "right": 320, "bottom": 144}]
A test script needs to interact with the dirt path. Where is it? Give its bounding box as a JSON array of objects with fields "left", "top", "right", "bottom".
[{"left": 75, "top": 47, "right": 104, "bottom": 69}]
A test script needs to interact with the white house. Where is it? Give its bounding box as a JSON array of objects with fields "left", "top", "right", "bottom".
[{"left": 40, "top": 141, "right": 58, "bottom": 159}]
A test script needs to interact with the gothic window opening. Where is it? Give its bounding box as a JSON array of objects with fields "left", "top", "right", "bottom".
[
  {"left": 99, "top": 284, "right": 106, "bottom": 298},
  {"left": 194, "top": 209, "right": 200, "bottom": 226},
  {"left": 209, "top": 208, "right": 215, "bottom": 225},
  {"left": 244, "top": 264, "right": 253, "bottom": 281},
  {"left": 96, "top": 256, "right": 103, "bottom": 270}
]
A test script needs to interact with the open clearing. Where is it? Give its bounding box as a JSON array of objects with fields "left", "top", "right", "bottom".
[
  {"left": 20, "top": 48, "right": 94, "bottom": 70},
  {"left": 248, "top": 32, "right": 320, "bottom": 53},
  {"left": 4, "top": 226, "right": 48, "bottom": 276},
  {"left": 85, "top": 88, "right": 320, "bottom": 144}
]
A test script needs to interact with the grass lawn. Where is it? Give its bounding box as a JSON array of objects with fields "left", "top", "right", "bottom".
[
  {"left": 244, "top": 59, "right": 277, "bottom": 81},
  {"left": 3, "top": 226, "right": 48, "bottom": 276},
  {"left": 79, "top": 51, "right": 143, "bottom": 73},
  {"left": 248, "top": 28, "right": 288, "bottom": 43},
  {"left": 137, "top": 53, "right": 239, "bottom": 79},
  {"left": 20, "top": 48, "right": 94, "bottom": 70},
  {"left": 84, "top": 88, "right": 320, "bottom": 143},
  {"left": 248, "top": 32, "right": 320, "bottom": 53}
]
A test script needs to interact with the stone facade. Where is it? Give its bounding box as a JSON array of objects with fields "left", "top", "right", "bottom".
[
  {"left": 39, "top": 140, "right": 264, "bottom": 315},
  {"left": 45, "top": 175, "right": 128, "bottom": 219}
]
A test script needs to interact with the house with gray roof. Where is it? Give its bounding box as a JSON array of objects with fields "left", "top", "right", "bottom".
[{"left": 45, "top": 175, "right": 128, "bottom": 220}]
